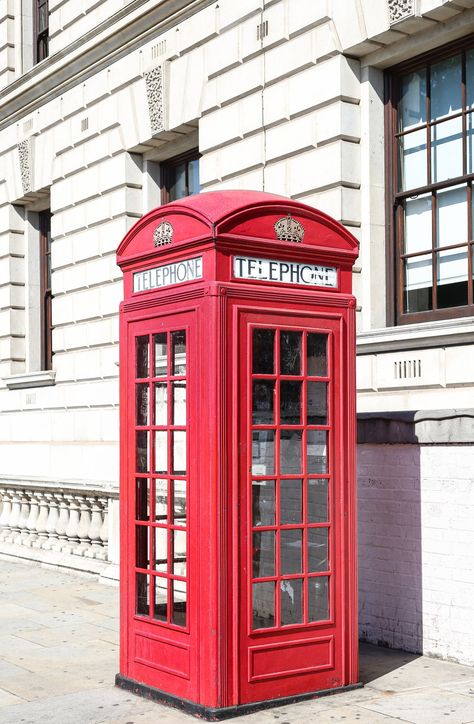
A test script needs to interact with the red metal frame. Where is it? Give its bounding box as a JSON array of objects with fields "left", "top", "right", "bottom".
[{"left": 116, "top": 191, "right": 359, "bottom": 715}]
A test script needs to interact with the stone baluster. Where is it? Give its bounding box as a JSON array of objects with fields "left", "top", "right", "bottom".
[
  {"left": 63, "top": 494, "right": 81, "bottom": 553},
  {"left": 84, "top": 497, "right": 105, "bottom": 559},
  {"left": 43, "top": 492, "right": 60, "bottom": 550},
  {"left": 0, "top": 488, "right": 13, "bottom": 540},
  {"left": 24, "top": 490, "right": 41, "bottom": 547},
  {"left": 14, "top": 490, "right": 31, "bottom": 543},
  {"left": 74, "top": 496, "right": 92, "bottom": 556},
  {"left": 32, "top": 491, "right": 50, "bottom": 548},
  {"left": 52, "top": 493, "right": 70, "bottom": 551},
  {"left": 6, "top": 488, "right": 22, "bottom": 543}
]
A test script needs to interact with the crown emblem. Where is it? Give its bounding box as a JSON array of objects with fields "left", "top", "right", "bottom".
[
  {"left": 274, "top": 214, "right": 304, "bottom": 243},
  {"left": 153, "top": 220, "right": 174, "bottom": 247}
]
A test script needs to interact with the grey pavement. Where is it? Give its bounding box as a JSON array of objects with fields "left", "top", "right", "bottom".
[{"left": 0, "top": 559, "right": 474, "bottom": 723}]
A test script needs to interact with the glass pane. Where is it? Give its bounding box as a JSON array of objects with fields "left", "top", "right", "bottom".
[
  {"left": 252, "top": 381, "right": 275, "bottom": 424},
  {"left": 136, "top": 431, "right": 149, "bottom": 473},
  {"left": 308, "top": 528, "right": 329, "bottom": 572},
  {"left": 154, "top": 333, "right": 167, "bottom": 377},
  {"left": 431, "top": 117, "right": 463, "bottom": 183},
  {"left": 280, "top": 430, "right": 302, "bottom": 474},
  {"left": 308, "top": 479, "right": 329, "bottom": 523},
  {"left": 280, "top": 529, "right": 302, "bottom": 574},
  {"left": 173, "top": 529, "right": 187, "bottom": 576},
  {"left": 280, "top": 381, "right": 301, "bottom": 424},
  {"left": 280, "top": 331, "right": 301, "bottom": 375},
  {"left": 172, "top": 331, "right": 186, "bottom": 375},
  {"left": 253, "top": 530, "right": 275, "bottom": 577},
  {"left": 188, "top": 158, "right": 200, "bottom": 196},
  {"left": 136, "top": 573, "right": 149, "bottom": 616},
  {"left": 307, "top": 430, "right": 328, "bottom": 474},
  {"left": 307, "top": 382, "right": 327, "bottom": 425},
  {"left": 155, "top": 478, "right": 167, "bottom": 521},
  {"left": 172, "top": 431, "right": 187, "bottom": 474},
  {"left": 280, "top": 479, "right": 302, "bottom": 525},
  {"left": 399, "top": 129, "right": 427, "bottom": 191},
  {"left": 431, "top": 55, "right": 461, "bottom": 121},
  {"left": 280, "top": 578, "right": 303, "bottom": 626},
  {"left": 154, "top": 577, "right": 167, "bottom": 621},
  {"left": 467, "top": 112, "right": 474, "bottom": 173},
  {"left": 467, "top": 50, "right": 474, "bottom": 108},
  {"left": 404, "top": 195, "right": 432, "bottom": 254},
  {"left": 252, "top": 480, "right": 275, "bottom": 526},
  {"left": 154, "top": 383, "right": 167, "bottom": 425},
  {"left": 307, "top": 333, "right": 327, "bottom": 376},
  {"left": 252, "top": 430, "right": 275, "bottom": 475},
  {"left": 437, "top": 249, "right": 468, "bottom": 308},
  {"left": 436, "top": 185, "right": 467, "bottom": 247},
  {"left": 308, "top": 576, "right": 329, "bottom": 622},
  {"left": 399, "top": 69, "right": 426, "bottom": 130},
  {"left": 154, "top": 431, "right": 168, "bottom": 473},
  {"left": 253, "top": 581, "right": 275, "bottom": 629},
  {"left": 404, "top": 255, "right": 433, "bottom": 313},
  {"left": 136, "top": 525, "right": 149, "bottom": 568},
  {"left": 252, "top": 329, "right": 275, "bottom": 374},
  {"left": 136, "top": 478, "right": 149, "bottom": 521},
  {"left": 173, "top": 382, "right": 186, "bottom": 425},
  {"left": 136, "top": 384, "right": 149, "bottom": 426},
  {"left": 169, "top": 162, "right": 186, "bottom": 201},
  {"left": 154, "top": 526, "right": 167, "bottom": 572},
  {"left": 173, "top": 480, "right": 187, "bottom": 525},
  {"left": 172, "top": 580, "right": 187, "bottom": 627},
  {"left": 136, "top": 336, "right": 149, "bottom": 378}
]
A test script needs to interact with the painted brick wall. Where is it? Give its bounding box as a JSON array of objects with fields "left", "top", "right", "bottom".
[{"left": 358, "top": 444, "right": 474, "bottom": 666}]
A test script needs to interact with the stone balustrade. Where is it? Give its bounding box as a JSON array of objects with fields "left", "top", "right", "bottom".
[{"left": 0, "top": 481, "right": 119, "bottom": 578}]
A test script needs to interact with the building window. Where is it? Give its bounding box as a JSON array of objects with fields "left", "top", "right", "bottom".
[
  {"left": 39, "top": 210, "right": 52, "bottom": 370},
  {"left": 161, "top": 150, "right": 200, "bottom": 203},
  {"left": 34, "top": 0, "right": 49, "bottom": 63},
  {"left": 387, "top": 41, "right": 474, "bottom": 323}
]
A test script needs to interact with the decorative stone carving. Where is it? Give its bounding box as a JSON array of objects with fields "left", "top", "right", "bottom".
[
  {"left": 388, "top": 0, "right": 415, "bottom": 24},
  {"left": 17, "top": 139, "right": 32, "bottom": 194},
  {"left": 145, "top": 64, "right": 167, "bottom": 135}
]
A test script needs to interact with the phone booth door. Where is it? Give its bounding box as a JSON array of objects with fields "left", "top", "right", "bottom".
[
  {"left": 123, "top": 311, "right": 197, "bottom": 699},
  {"left": 239, "top": 311, "right": 345, "bottom": 703}
]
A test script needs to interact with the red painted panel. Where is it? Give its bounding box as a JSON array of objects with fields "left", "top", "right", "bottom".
[
  {"left": 249, "top": 636, "right": 334, "bottom": 681},
  {"left": 135, "top": 632, "right": 190, "bottom": 679}
]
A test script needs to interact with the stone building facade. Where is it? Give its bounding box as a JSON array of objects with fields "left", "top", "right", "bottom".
[{"left": 0, "top": 0, "right": 473, "bottom": 665}]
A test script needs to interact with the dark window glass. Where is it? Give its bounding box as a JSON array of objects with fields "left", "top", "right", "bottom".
[
  {"left": 39, "top": 211, "right": 52, "bottom": 369},
  {"left": 35, "top": 0, "right": 49, "bottom": 63},
  {"left": 162, "top": 151, "right": 200, "bottom": 202}
]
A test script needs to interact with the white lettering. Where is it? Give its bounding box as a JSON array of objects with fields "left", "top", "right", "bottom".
[
  {"left": 133, "top": 257, "right": 203, "bottom": 293},
  {"left": 232, "top": 255, "right": 337, "bottom": 289}
]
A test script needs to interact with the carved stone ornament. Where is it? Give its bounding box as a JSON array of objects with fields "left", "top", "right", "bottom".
[
  {"left": 274, "top": 214, "right": 305, "bottom": 243},
  {"left": 388, "top": 0, "right": 415, "bottom": 24},
  {"left": 145, "top": 65, "right": 167, "bottom": 135},
  {"left": 153, "top": 220, "right": 174, "bottom": 247},
  {"left": 17, "top": 139, "right": 32, "bottom": 194}
]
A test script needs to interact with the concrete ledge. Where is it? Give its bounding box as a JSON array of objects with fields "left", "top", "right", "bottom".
[{"left": 357, "top": 409, "right": 474, "bottom": 444}]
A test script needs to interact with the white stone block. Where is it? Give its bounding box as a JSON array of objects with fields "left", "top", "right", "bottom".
[
  {"left": 200, "top": 133, "right": 264, "bottom": 184},
  {"left": 60, "top": 84, "right": 85, "bottom": 120},
  {"left": 445, "top": 346, "right": 474, "bottom": 386},
  {"left": 217, "top": 0, "right": 261, "bottom": 32},
  {"left": 205, "top": 28, "right": 241, "bottom": 78},
  {"left": 214, "top": 56, "right": 263, "bottom": 109},
  {"left": 265, "top": 29, "right": 315, "bottom": 84},
  {"left": 288, "top": 0, "right": 330, "bottom": 37},
  {"left": 200, "top": 92, "right": 262, "bottom": 152},
  {"left": 316, "top": 100, "right": 360, "bottom": 145},
  {"left": 176, "top": 3, "right": 218, "bottom": 55},
  {"left": 375, "top": 349, "right": 446, "bottom": 390},
  {"left": 265, "top": 114, "right": 317, "bottom": 162}
]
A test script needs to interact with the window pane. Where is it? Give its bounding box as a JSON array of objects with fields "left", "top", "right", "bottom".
[
  {"left": 173, "top": 529, "right": 187, "bottom": 576},
  {"left": 173, "top": 479, "right": 187, "bottom": 525},
  {"left": 154, "top": 577, "right": 167, "bottom": 621},
  {"left": 136, "top": 431, "right": 149, "bottom": 473},
  {"left": 252, "top": 329, "right": 275, "bottom": 374},
  {"left": 280, "top": 430, "right": 302, "bottom": 474},
  {"left": 399, "top": 129, "right": 427, "bottom": 191},
  {"left": 431, "top": 55, "right": 462, "bottom": 121},
  {"left": 172, "top": 580, "right": 187, "bottom": 627},
  {"left": 173, "top": 382, "right": 186, "bottom": 425},
  {"left": 252, "top": 430, "right": 275, "bottom": 475},
  {"left": 253, "top": 530, "right": 275, "bottom": 577},
  {"left": 307, "top": 430, "right": 327, "bottom": 474},
  {"left": 308, "top": 528, "right": 329, "bottom": 572},
  {"left": 280, "top": 381, "right": 301, "bottom": 424},
  {"left": 154, "top": 526, "right": 167, "bottom": 572},
  {"left": 154, "top": 431, "right": 167, "bottom": 473},
  {"left": 252, "top": 381, "right": 274, "bottom": 424},
  {"left": 404, "top": 195, "right": 432, "bottom": 254},
  {"left": 136, "top": 384, "right": 149, "bottom": 426},
  {"left": 307, "top": 382, "right": 327, "bottom": 425},
  {"left": 188, "top": 158, "right": 200, "bottom": 196},
  {"left": 155, "top": 478, "right": 167, "bottom": 521},
  {"left": 172, "top": 331, "right": 186, "bottom": 375},
  {"left": 252, "top": 480, "right": 275, "bottom": 526},
  {"left": 399, "top": 69, "right": 426, "bottom": 130},
  {"left": 280, "top": 479, "right": 302, "bottom": 525},
  {"left": 467, "top": 112, "right": 474, "bottom": 173},
  {"left": 431, "top": 117, "right": 463, "bottom": 183},
  {"left": 308, "top": 576, "right": 329, "bottom": 622},
  {"left": 154, "top": 333, "right": 167, "bottom": 377},
  {"left": 404, "top": 255, "right": 433, "bottom": 313},
  {"left": 436, "top": 185, "right": 467, "bottom": 247},
  {"left": 437, "top": 249, "right": 468, "bottom": 308},
  {"left": 172, "top": 431, "right": 187, "bottom": 474},
  {"left": 280, "top": 578, "right": 303, "bottom": 626},
  {"left": 136, "top": 336, "right": 149, "bottom": 378},
  {"left": 280, "top": 331, "right": 301, "bottom": 375},
  {"left": 136, "top": 478, "right": 149, "bottom": 521},
  {"left": 308, "top": 479, "right": 329, "bottom": 523},
  {"left": 253, "top": 581, "right": 275, "bottom": 629},
  {"left": 169, "top": 162, "right": 186, "bottom": 201},
  {"left": 136, "top": 525, "right": 149, "bottom": 568},
  {"left": 154, "top": 383, "right": 167, "bottom": 425},
  {"left": 307, "top": 333, "right": 327, "bottom": 376},
  {"left": 136, "top": 573, "right": 149, "bottom": 616},
  {"left": 280, "top": 529, "right": 302, "bottom": 574},
  {"left": 467, "top": 50, "right": 474, "bottom": 108}
]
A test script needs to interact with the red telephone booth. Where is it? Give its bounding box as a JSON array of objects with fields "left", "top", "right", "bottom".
[{"left": 115, "top": 191, "right": 360, "bottom": 719}]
